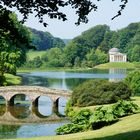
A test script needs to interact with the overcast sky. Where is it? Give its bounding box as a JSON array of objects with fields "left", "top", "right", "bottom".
[{"left": 17, "top": 0, "right": 140, "bottom": 39}]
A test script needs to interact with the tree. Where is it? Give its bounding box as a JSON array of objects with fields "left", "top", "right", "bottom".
[
  {"left": 124, "top": 71, "right": 140, "bottom": 96},
  {"left": 0, "top": 10, "right": 33, "bottom": 85},
  {"left": 0, "top": 0, "right": 128, "bottom": 26},
  {"left": 129, "top": 45, "right": 140, "bottom": 62}
]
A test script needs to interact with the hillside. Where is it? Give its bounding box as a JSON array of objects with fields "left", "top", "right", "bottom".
[
  {"left": 30, "top": 28, "right": 65, "bottom": 51},
  {"left": 59, "top": 22, "right": 140, "bottom": 67},
  {"left": 23, "top": 22, "right": 140, "bottom": 69}
]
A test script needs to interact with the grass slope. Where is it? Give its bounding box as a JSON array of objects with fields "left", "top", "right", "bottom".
[
  {"left": 5, "top": 74, "right": 22, "bottom": 85},
  {"left": 26, "top": 51, "right": 46, "bottom": 60},
  {"left": 94, "top": 62, "right": 136, "bottom": 69}
]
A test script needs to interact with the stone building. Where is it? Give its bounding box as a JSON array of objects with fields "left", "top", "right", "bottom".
[{"left": 109, "top": 48, "right": 127, "bottom": 62}]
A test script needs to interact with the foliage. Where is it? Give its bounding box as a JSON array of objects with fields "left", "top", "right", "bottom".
[
  {"left": 129, "top": 45, "right": 140, "bottom": 62},
  {"left": 90, "top": 100, "right": 140, "bottom": 129},
  {"left": 56, "top": 109, "right": 92, "bottom": 135},
  {"left": 56, "top": 100, "right": 140, "bottom": 135},
  {"left": 0, "top": 0, "right": 128, "bottom": 26},
  {"left": 30, "top": 28, "right": 65, "bottom": 51},
  {"left": 112, "top": 100, "right": 140, "bottom": 117},
  {"left": 0, "top": 10, "right": 33, "bottom": 85},
  {"left": 71, "top": 80, "right": 131, "bottom": 107},
  {"left": 24, "top": 56, "right": 43, "bottom": 68},
  {"left": 124, "top": 71, "right": 140, "bottom": 96},
  {"left": 90, "top": 106, "right": 118, "bottom": 129},
  {"left": 22, "top": 22, "right": 140, "bottom": 69},
  {"left": 65, "top": 100, "right": 76, "bottom": 118}
]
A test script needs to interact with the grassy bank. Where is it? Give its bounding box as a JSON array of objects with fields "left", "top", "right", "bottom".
[
  {"left": 7, "top": 97, "right": 140, "bottom": 140},
  {"left": 18, "top": 62, "right": 140, "bottom": 73},
  {"left": 4, "top": 73, "right": 22, "bottom": 85},
  {"left": 17, "top": 67, "right": 93, "bottom": 73},
  {"left": 26, "top": 51, "right": 46, "bottom": 60},
  {"left": 94, "top": 62, "right": 140, "bottom": 69}
]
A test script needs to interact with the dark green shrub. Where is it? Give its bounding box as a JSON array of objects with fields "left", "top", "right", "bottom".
[{"left": 71, "top": 80, "right": 132, "bottom": 106}]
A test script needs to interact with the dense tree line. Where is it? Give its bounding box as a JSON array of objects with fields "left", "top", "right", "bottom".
[
  {"left": 30, "top": 28, "right": 65, "bottom": 50},
  {"left": 24, "top": 22, "right": 140, "bottom": 68},
  {"left": 64, "top": 23, "right": 140, "bottom": 67}
]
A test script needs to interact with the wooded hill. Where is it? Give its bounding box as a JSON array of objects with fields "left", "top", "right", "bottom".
[
  {"left": 25, "top": 22, "right": 140, "bottom": 68},
  {"left": 30, "top": 28, "right": 65, "bottom": 50}
]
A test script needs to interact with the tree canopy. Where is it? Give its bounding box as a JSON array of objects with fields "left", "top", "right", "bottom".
[
  {"left": 0, "top": 10, "right": 33, "bottom": 85},
  {"left": 0, "top": 0, "right": 128, "bottom": 26}
]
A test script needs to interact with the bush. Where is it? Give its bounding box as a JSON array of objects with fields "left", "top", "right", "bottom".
[
  {"left": 71, "top": 80, "right": 132, "bottom": 106},
  {"left": 90, "top": 106, "right": 118, "bottom": 129},
  {"left": 56, "top": 100, "right": 140, "bottom": 134},
  {"left": 124, "top": 70, "right": 140, "bottom": 96},
  {"left": 112, "top": 100, "right": 140, "bottom": 117},
  {"left": 56, "top": 109, "right": 93, "bottom": 135},
  {"left": 90, "top": 100, "right": 140, "bottom": 129}
]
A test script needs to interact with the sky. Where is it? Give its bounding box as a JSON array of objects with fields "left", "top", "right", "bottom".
[{"left": 17, "top": 0, "right": 140, "bottom": 39}]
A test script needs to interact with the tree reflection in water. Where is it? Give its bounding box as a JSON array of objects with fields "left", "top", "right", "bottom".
[{"left": 0, "top": 125, "right": 21, "bottom": 139}]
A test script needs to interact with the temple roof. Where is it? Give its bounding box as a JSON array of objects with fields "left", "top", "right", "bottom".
[{"left": 109, "top": 48, "right": 119, "bottom": 53}]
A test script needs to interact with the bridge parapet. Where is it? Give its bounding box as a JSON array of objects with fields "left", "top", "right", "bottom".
[{"left": 0, "top": 86, "right": 71, "bottom": 105}]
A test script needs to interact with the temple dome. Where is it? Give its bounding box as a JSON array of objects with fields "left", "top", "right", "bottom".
[{"left": 109, "top": 48, "right": 119, "bottom": 54}]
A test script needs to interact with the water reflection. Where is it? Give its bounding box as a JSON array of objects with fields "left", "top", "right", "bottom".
[
  {"left": 0, "top": 125, "right": 21, "bottom": 139},
  {"left": 19, "top": 69, "right": 127, "bottom": 90},
  {"left": 0, "top": 105, "right": 6, "bottom": 116},
  {"left": 0, "top": 96, "right": 68, "bottom": 139},
  {"left": 0, "top": 95, "right": 67, "bottom": 124},
  {"left": 9, "top": 105, "right": 31, "bottom": 119}
]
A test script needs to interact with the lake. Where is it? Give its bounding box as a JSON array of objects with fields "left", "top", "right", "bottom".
[
  {"left": 0, "top": 68, "right": 127, "bottom": 139},
  {"left": 20, "top": 68, "right": 127, "bottom": 90}
]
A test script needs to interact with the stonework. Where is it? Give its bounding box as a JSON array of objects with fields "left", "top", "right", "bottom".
[{"left": 0, "top": 86, "right": 71, "bottom": 105}]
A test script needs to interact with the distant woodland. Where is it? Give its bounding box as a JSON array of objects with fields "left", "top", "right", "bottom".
[{"left": 26, "top": 22, "right": 140, "bottom": 68}]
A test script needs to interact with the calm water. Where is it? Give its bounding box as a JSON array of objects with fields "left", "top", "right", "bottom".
[
  {"left": 19, "top": 68, "right": 127, "bottom": 90},
  {"left": 0, "top": 68, "right": 127, "bottom": 138}
]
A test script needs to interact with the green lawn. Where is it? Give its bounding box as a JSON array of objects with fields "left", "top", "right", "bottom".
[
  {"left": 26, "top": 51, "right": 46, "bottom": 60},
  {"left": 7, "top": 97, "right": 140, "bottom": 140},
  {"left": 4, "top": 73, "right": 22, "bottom": 85},
  {"left": 94, "top": 62, "right": 138, "bottom": 69}
]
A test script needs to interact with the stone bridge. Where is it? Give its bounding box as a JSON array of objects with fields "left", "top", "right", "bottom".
[{"left": 0, "top": 86, "right": 71, "bottom": 106}]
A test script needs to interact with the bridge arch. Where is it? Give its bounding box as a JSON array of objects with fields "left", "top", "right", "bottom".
[
  {"left": 0, "top": 86, "right": 71, "bottom": 108},
  {"left": 0, "top": 95, "right": 6, "bottom": 104},
  {"left": 9, "top": 93, "right": 31, "bottom": 106},
  {"left": 32, "top": 95, "right": 52, "bottom": 118}
]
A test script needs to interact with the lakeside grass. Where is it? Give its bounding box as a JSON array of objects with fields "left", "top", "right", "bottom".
[
  {"left": 17, "top": 67, "right": 93, "bottom": 73},
  {"left": 18, "top": 62, "right": 140, "bottom": 73},
  {"left": 4, "top": 74, "right": 22, "bottom": 85},
  {"left": 7, "top": 97, "right": 140, "bottom": 140},
  {"left": 94, "top": 62, "right": 140, "bottom": 69}
]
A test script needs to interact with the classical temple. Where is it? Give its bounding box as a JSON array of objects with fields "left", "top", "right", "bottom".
[{"left": 109, "top": 48, "right": 127, "bottom": 62}]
